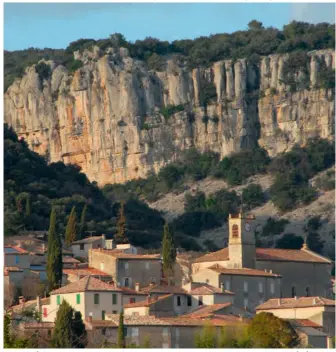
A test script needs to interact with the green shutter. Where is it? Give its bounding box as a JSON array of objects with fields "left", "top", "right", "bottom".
[
  {"left": 56, "top": 295, "right": 60, "bottom": 305},
  {"left": 76, "top": 294, "right": 80, "bottom": 304},
  {"left": 94, "top": 294, "right": 100, "bottom": 304},
  {"left": 112, "top": 293, "right": 117, "bottom": 305}
]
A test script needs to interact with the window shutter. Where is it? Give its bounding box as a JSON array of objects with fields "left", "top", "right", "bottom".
[{"left": 76, "top": 294, "right": 80, "bottom": 304}]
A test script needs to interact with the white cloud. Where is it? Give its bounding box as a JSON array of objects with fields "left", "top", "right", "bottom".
[{"left": 290, "top": 3, "right": 335, "bottom": 24}]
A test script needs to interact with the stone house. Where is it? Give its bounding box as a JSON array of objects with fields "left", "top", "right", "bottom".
[
  {"left": 192, "top": 213, "right": 332, "bottom": 300},
  {"left": 41, "top": 276, "right": 123, "bottom": 322},
  {"left": 4, "top": 246, "right": 31, "bottom": 274},
  {"left": 89, "top": 248, "right": 162, "bottom": 289},
  {"left": 17, "top": 322, "right": 54, "bottom": 348},
  {"left": 63, "top": 267, "right": 112, "bottom": 284},
  {"left": 256, "top": 296, "right": 335, "bottom": 343},
  {"left": 71, "top": 236, "right": 105, "bottom": 259}
]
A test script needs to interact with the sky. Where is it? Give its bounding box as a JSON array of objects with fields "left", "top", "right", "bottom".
[{"left": 4, "top": 2, "right": 336, "bottom": 51}]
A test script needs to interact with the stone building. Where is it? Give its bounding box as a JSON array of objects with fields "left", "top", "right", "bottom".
[
  {"left": 71, "top": 236, "right": 105, "bottom": 259},
  {"left": 192, "top": 213, "right": 332, "bottom": 304},
  {"left": 89, "top": 248, "right": 162, "bottom": 289}
]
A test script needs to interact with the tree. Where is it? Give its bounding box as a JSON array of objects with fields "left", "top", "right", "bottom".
[
  {"left": 46, "top": 207, "right": 63, "bottom": 291},
  {"left": 4, "top": 314, "right": 28, "bottom": 348},
  {"left": 248, "top": 312, "right": 299, "bottom": 348},
  {"left": 65, "top": 206, "right": 77, "bottom": 246},
  {"left": 275, "top": 233, "right": 304, "bottom": 249},
  {"left": 248, "top": 20, "right": 264, "bottom": 30},
  {"left": 72, "top": 311, "right": 87, "bottom": 348},
  {"left": 78, "top": 204, "right": 87, "bottom": 240},
  {"left": 162, "top": 222, "right": 177, "bottom": 282},
  {"left": 117, "top": 311, "right": 126, "bottom": 348},
  {"left": 195, "top": 324, "right": 217, "bottom": 348},
  {"left": 52, "top": 300, "right": 74, "bottom": 348},
  {"left": 306, "top": 232, "right": 324, "bottom": 254},
  {"left": 25, "top": 194, "right": 31, "bottom": 217},
  {"left": 115, "top": 202, "right": 128, "bottom": 244}
]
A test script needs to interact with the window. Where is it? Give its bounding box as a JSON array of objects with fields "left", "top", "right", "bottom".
[
  {"left": 131, "top": 328, "right": 139, "bottom": 337},
  {"left": 112, "top": 310, "right": 117, "bottom": 314},
  {"left": 232, "top": 224, "right": 239, "bottom": 238},
  {"left": 76, "top": 294, "right": 81, "bottom": 304},
  {"left": 162, "top": 327, "right": 169, "bottom": 337},
  {"left": 102, "top": 328, "right": 107, "bottom": 336},
  {"left": 305, "top": 287, "right": 310, "bottom": 297},
  {"left": 292, "top": 286, "right": 296, "bottom": 298},
  {"left": 225, "top": 281, "right": 231, "bottom": 291},
  {"left": 47, "top": 330, "right": 51, "bottom": 337},
  {"left": 175, "top": 328, "right": 180, "bottom": 338},
  {"left": 80, "top": 244, "right": 84, "bottom": 251},
  {"left": 162, "top": 343, "right": 169, "bottom": 348},
  {"left": 15, "top": 255, "right": 19, "bottom": 264},
  {"left": 129, "top": 298, "right": 136, "bottom": 304},
  {"left": 244, "top": 298, "right": 248, "bottom": 309},
  {"left": 124, "top": 262, "right": 129, "bottom": 270},
  {"left": 100, "top": 262, "right": 104, "bottom": 270},
  {"left": 150, "top": 277, "right": 156, "bottom": 284},
  {"left": 145, "top": 262, "right": 150, "bottom": 270},
  {"left": 102, "top": 310, "right": 105, "bottom": 320},
  {"left": 259, "top": 298, "right": 264, "bottom": 305},
  {"left": 187, "top": 295, "right": 192, "bottom": 306},
  {"left": 124, "top": 278, "right": 130, "bottom": 287},
  {"left": 112, "top": 293, "right": 117, "bottom": 305},
  {"left": 258, "top": 282, "right": 263, "bottom": 293},
  {"left": 270, "top": 282, "right": 275, "bottom": 295},
  {"left": 243, "top": 281, "right": 248, "bottom": 293},
  {"left": 56, "top": 295, "right": 61, "bottom": 305},
  {"left": 94, "top": 293, "right": 100, "bottom": 304},
  {"left": 198, "top": 296, "right": 203, "bottom": 306},
  {"left": 43, "top": 308, "right": 48, "bottom": 318},
  {"left": 97, "top": 244, "right": 101, "bottom": 248}
]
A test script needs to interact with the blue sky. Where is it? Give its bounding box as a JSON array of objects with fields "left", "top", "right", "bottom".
[{"left": 4, "top": 2, "right": 335, "bottom": 51}]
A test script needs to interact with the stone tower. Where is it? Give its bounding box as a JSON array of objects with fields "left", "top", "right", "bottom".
[{"left": 228, "top": 213, "right": 256, "bottom": 269}]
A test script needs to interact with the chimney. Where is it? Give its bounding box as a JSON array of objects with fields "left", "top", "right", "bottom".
[
  {"left": 135, "top": 282, "right": 140, "bottom": 292},
  {"left": 19, "top": 296, "right": 25, "bottom": 304},
  {"left": 220, "top": 282, "right": 225, "bottom": 292}
]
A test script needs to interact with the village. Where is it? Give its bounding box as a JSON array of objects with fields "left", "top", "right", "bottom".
[{"left": 4, "top": 210, "right": 335, "bottom": 348}]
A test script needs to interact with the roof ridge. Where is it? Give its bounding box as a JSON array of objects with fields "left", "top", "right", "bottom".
[{"left": 301, "top": 247, "right": 332, "bottom": 263}]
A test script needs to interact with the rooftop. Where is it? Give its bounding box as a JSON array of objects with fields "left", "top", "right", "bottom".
[
  {"left": 50, "top": 276, "right": 121, "bottom": 295},
  {"left": 62, "top": 257, "right": 81, "bottom": 264},
  {"left": 193, "top": 247, "right": 331, "bottom": 264},
  {"left": 287, "top": 319, "right": 323, "bottom": 328},
  {"left": 188, "top": 283, "right": 234, "bottom": 295},
  {"left": 183, "top": 303, "right": 233, "bottom": 318},
  {"left": 208, "top": 264, "right": 282, "bottom": 278},
  {"left": 4, "top": 246, "right": 28, "bottom": 254},
  {"left": 72, "top": 236, "right": 103, "bottom": 245},
  {"left": 124, "top": 294, "right": 173, "bottom": 308},
  {"left": 140, "top": 284, "right": 187, "bottom": 294},
  {"left": 22, "top": 322, "right": 55, "bottom": 329},
  {"left": 106, "top": 314, "right": 170, "bottom": 326},
  {"left": 63, "top": 267, "right": 112, "bottom": 277},
  {"left": 9, "top": 297, "right": 50, "bottom": 312},
  {"left": 92, "top": 248, "right": 161, "bottom": 260},
  {"left": 256, "top": 297, "right": 335, "bottom": 310}
]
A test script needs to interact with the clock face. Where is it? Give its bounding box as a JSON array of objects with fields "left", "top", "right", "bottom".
[{"left": 245, "top": 223, "right": 251, "bottom": 232}]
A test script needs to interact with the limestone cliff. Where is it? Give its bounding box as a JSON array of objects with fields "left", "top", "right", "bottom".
[{"left": 4, "top": 48, "right": 335, "bottom": 185}]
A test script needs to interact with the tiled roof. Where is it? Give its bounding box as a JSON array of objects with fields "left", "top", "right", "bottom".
[
  {"left": 256, "top": 296, "right": 335, "bottom": 310},
  {"left": 183, "top": 303, "right": 233, "bottom": 318},
  {"left": 72, "top": 236, "right": 103, "bottom": 245},
  {"left": 124, "top": 294, "right": 173, "bottom": 308},
  {"left": 287, "top": 319, "right": 323, "bottom": 328},
  {"left": 119, "top": 287, "right": 148, "bottom": 295},
  {"left": 23, "top": 322, "right": 55, "bottom": 329},
  {"left": 208, "top": 264, "right": 282, "bottom": 278},
  {"left": 295, "top": 326, "right": 328, "bottom": 337},
  {"left": 140, "top": 284, "right": 187, "bottom": 294},
  {"left": 62, "top": 256, "right": 81, "bottom": 264},
  {"left": 9, "top": 297, "right": 50, "bottom": 312},
  {"left": 4, "top": 266, "right": 23, "bottom": 273},
  {"left": 92, "top": 248, "right": 161, "bottom": 260},
  {"left": 63, "top": 267, "right": 111, "bottom": 277},
  {"left": 161, "top": 315, "right": 244, "bottom": 327},
  {"left": 188, "top": 283, "right": 234, "bottom": 295},
  {"left": 50, "top": 276, "right": 121, "bottom": 295},
  {"left": 4, "top": 246, "right": 29, "bottom": 254},
  {"left": 106, "top": 314, "right": 170, "bottom": 326},
  {"left": 193, "top": 247, "right": 331, "bottom": 264}
]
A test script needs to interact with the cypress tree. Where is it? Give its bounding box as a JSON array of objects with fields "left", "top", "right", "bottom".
[
  {"left": 162, "top": 222, "right": 177, "bottom": 282},
  {"left": 25, "top": 194, "right": 31, "bottom": 217},
  {"left": 72, "top": 311, "right": 87, "bottom": 348},
  {"left": 117, "top": 311, "right": 125, "bottom": 348},
  {"left": 78, "top": 204, "right": 87, "bottom": 240},
  {"left": 65, "top": 206, "right": 77, "bottom": 246},
  {"left": 46, "top": 207, "right": 63, "bottom": 291},
  {"left": 115, "top": 202, "right": 128, "bottom": 244},
  {"left": 52, "top": 300, "right": 73, "bottom": 348}
]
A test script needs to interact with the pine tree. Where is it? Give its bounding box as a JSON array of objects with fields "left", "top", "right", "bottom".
[
  {"left": 162, "top": 222, "right": 177, "bottom": 282},
  {"left": 46, "top": 207, "right": 63, "bottom": 291},
  {"left": 52, "top": 300, "right": 73, "bottom": 348},
  {"left": 72, "top": 311, "right": 87, "bottom": 348},
  {"left": 25, "top": 194, "right": 31, "bottom": 217},
  {"left": 117, "top": 311, "right": 126, "bottom": 348},
  {"left": 65, "top": 206, "right": 77, "bottom": 246},
  {"left": 115, "top": 202, "right": 128, "bottom": 244},
  {"left": 78, "top": 204, "right": 87, "bottom": 240}
]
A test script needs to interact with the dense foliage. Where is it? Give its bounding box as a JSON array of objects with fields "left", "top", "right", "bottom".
[
  {"left": 260, "top": 217, "right": 289, "bottom": 237},
  {"left": 162, "top": 222, "right": 177, "bottom": 280},
  {"left": 275, "top": 233, "right": 304, "bottom": 249}
]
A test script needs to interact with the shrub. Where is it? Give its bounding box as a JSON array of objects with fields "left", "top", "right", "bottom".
[
  {"left": 206, "top": 189, "right": 240, "bottom": 218},
  {"left": 242, "top": 184, "right": 265, "bottom": 209},
  {"left": 35, "top": 62, "right": 51, "bottom": 83},
  {"left": 184, "top": 191, "right": 206, "bottom": 212},
  {"left": 66, "top": 59, "right": 83, "bottom": 73},
  {"left": 158, "top": 164, "right": 184, "bottom": 189},
  {"left": 160, "top": 104, "right": 184, "bottom": 120},
  {"left": 275, "top": 233, "right": 304, "bottom": 249},
  {"left": 261, "top": 217, "right": 289, "bottom": 237}
]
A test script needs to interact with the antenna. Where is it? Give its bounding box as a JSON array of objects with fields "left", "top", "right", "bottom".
[{"left": 86, "top": 230, "right": 96, "bottom": 237}]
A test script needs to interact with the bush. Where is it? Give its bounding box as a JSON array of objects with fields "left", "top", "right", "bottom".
[
  {"left": 242, "top": 184, "right": 265, "bottom": 209},
  {"left": 160, "top": 104, "right": 184, "bottom": 120},
  {"left": 206, "top": 189, "right": 240, "bottom": 218},
  {"left": 261, "top": 217, "right": 289, "bottom": 237},
  {"left": 184, "top": 191, "right": 206, "bottom": 212},
  {"left": 275, "top": 233, "right": 304, "bottom": 249},
  {"left": 35, "top": 62, "right": 52, "bottom": 82},
  {"left": 66, "top": 59, "right": 83, "bottom": 73},
  {"left": 158, "top": 164, "right": 184, "bottom": 189}
]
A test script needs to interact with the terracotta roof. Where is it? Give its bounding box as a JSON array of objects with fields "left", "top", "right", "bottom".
[
  {"left": 287, "top": 319, "right": 323, "bottom": 328},
  {"left": 193, "top": 247, "right": 331, "bottom": 264},
  {"left": 124, "top": 294, "right": 173, "bottom": 308},
  {"left": 256, "top": 297, "right": 335, "bottom": 310},
  {"left": 4, "top": 266, "right": 23, "bottom": 274},
  {"left": 23, "top": 322, "right": 55, "bottom": 329},
  {"left": 106, "top": 314, "right": 170, "bottom": 326},
  {"left": 50, "top": 276, "right": 121, "bottom": 295},
  {"left": 161, "top": 315, "right": 244, "bottom": 327},
  {"left": 62, "top": 256, "right": 81, "bottom": 264},
  {"left": 119, "top": 287, "right": 148, "bottom": 295},
  {"left": 92, "top": 248, "right": 161, "bottom": 260},
  {"left": 4, "top": 246, "right": 29, "bottom": 254},
  {"left": 208, "top": 264, "right": 282, "bottom": 278},
  {"left": 188, "top": 283, "right": 234, "bottom": 295},
  {"left": 183, "top": 303, "right": 233, "bottom": 318},
  {"left": 72, "top": 236, "right": 103, "bottom": 245},
  {"left": 63, "top": 267, "right": 111, "bottom": 277},
  {"left": 295, "top": 326, "right": 328, "bottom": 337},
  {"left": 140, "top": 284, "right": 187, "bottom": 294},
  {"left": 9, "top": 297, "right": 50, "bottom": 312}
]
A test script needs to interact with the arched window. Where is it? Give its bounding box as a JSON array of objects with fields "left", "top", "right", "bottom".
[{"left": 232, "top": 224, "right": 239, "bottom": 237}]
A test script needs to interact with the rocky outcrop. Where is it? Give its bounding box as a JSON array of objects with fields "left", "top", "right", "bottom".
[{"left": 4, "top": 48, "right": 335, "bottom": 185}]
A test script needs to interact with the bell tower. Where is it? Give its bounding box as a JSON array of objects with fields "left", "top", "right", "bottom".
[{"left": 228, "top": 213, "right": 256, "bottom": 269}]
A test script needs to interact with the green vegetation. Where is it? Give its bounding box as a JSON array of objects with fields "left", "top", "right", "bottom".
[
  {"left": 314, "top": 169, "right": 335, "bottom": 191},
  {"left": 242, "top": 184, "right": 265, "bottom": 209},
  {"left": 117, "top": 311, "right": 126, "bottom": 348},
  {"left": 160, "top": 104, "right": 185, "bottom": 120},
  {"left": 162, "top": 222, "right": 177, "bottom": 280},
  {"left": 4, "top": 313, "right": 28, "bottom": 348},
  {"left": 261, "top": 217, "right": 289, "bottom": 237},
  {"left": 65, "top": 206, "right": 77, "bottom": 246},
  {"left": 35, "top": 62, "right": 52, "bottom": 84},
  {"left": 78, "top": 204, "right": 87, "bottom": 240},
  {"left": 46, "top": 207, "right": 63, "bottom": 291},
  {"left": 305, "top": 216, "right": 325, "bottom": 253},
  {"left": 51, "top": 300, "right": 87, "bottom": 348},
  {"left": 275, "top": 233, "right": 304, "bottom": 249},
  {"left": 200, "top": 81, "right": 217, "bottom": 107},
  {"left": 114, "top": 202, "right": 128, "bottom": 244}
]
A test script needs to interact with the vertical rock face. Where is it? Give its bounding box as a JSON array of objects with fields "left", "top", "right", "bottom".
[{"left": 4, "top": 48, "right": 335, "bottom": 185}]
